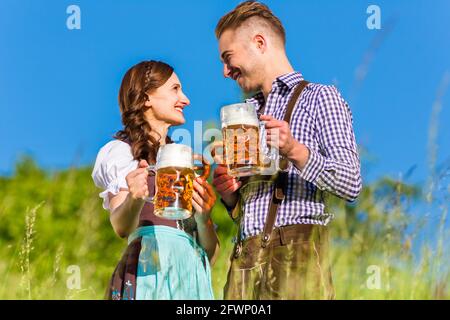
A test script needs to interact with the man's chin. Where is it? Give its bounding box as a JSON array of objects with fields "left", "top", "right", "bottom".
[
  {"left": 238, "top": 81, "right": 258, "bottom": 96},
  {"left": 236, "top": 77, "right": 260, "bottom": 96}
]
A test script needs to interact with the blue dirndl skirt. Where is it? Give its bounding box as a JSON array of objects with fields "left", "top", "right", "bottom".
[{"left": 106, "top": 225, "right": 214, "bottom": 300}]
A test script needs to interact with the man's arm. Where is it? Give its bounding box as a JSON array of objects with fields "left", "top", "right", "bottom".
[
  {"left": 289, "top": 85, "right": 362, "bottom": 201},
  {"left": 262, "top": 85, "right": 362, "bottom": 202}
]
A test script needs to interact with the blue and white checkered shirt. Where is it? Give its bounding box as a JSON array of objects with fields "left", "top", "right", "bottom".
[{"left": 237, "top": 71, "right": 362, "bottom": 240}]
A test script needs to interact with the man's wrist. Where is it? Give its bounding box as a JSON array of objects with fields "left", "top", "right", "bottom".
[
  {"left": 220, "top": 197, "right": 236, "bottom": 212},
  {"left": 287, "top": 141, "right": 310, "bottom": 170}
]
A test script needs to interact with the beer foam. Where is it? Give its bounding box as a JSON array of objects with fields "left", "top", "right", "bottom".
[
  {"left": 221, "top": 103, "right": 259, "bottom": 128},
  {"left": 156, "top": 144, "right": 193, "bottom": 169}
]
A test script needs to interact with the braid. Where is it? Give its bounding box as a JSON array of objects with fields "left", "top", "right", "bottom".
[
  {"left": 144, "top": 61, "right": 153, "bottom": 87},
  {"left": 115, "top": 60, "right": 174, "bottom": 163}
]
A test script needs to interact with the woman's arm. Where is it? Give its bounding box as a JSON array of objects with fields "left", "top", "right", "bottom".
[
  {"left": 192, "top": 178, "right": 220, "bottom": 265},
  {"left": 109, "top": 191, "right": 145, "bottom": 238},
  {"left": 196, "top": 217, "right": 220, "bottom": 266},
  {"left": 109, "top": 160, "right": 150, "bottom": 238}
]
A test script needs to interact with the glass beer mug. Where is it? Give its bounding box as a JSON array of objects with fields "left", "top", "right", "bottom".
[
  {"left": 145, "top": 144, "right": 210, "bottom": 220},
  {"left": 211, "top": 103, "right": 277, "bottom": 177}
]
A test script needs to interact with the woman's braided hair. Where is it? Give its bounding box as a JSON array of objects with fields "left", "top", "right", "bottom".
[{"left": 114, "top": 60, "right": 174, "bottom": 164}]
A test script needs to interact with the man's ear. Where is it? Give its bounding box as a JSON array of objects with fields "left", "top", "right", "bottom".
[{"left": 253, "top": 34, "right": 267, "bottom": 53}]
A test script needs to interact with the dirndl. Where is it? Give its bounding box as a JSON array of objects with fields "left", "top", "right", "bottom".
[{"left": 106, "top": 225, "right": 214, "bottom": 300}]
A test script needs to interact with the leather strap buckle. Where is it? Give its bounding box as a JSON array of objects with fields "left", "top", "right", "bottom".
[
  {"left": 234, "top": 242, "right": 242, "bottom": 259},
  {"left": 275, "top": 187, "right": 285, "bottom": 201},
  {"left": 261, "top": 234, "right": 271, "bottom": 248}
]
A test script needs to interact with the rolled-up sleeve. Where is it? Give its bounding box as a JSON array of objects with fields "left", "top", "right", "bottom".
[{"left": 293, "top": 85, "right": 362, "bottom": 202}]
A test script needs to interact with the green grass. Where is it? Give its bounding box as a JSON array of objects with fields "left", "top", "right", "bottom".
[{"left": 0, "top": 156, "right": 448, "bottom": 299}]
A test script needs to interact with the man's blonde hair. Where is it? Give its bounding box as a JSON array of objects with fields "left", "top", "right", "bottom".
[{"left": 215, "top": 1, "right": 286, "bottom": 45}]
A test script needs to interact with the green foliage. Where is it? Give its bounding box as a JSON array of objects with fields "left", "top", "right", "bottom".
[
  {"left": 0, "top": 157, "right": 448, "bottom": 299},
  {"left": 0, "top": 157, "right": 126, "bottom": 299}
]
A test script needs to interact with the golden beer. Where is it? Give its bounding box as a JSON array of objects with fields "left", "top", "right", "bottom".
[
  {"left": 214, "top": 103, "right": 262, "bottom": 177},
  {"left": 146, "top": 144, "right": 210, "bottom": 220},
  {"left": 222, "top": 124, "right": 261, "bottom": 177},
  {"left": 154, "top": 167, "right": 194, "bottom": 219}
]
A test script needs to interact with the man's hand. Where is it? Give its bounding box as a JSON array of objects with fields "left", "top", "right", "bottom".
[
  {"left": 260, "top": 114, "right": 310, "bottom": 169},
  {"left": 212, "top": 165, "right": 241, "bottom": 208},
  {"left": 260, "top": 114, "right": 295, "bottom": 157}
]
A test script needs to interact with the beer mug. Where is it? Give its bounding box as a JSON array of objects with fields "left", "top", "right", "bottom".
[
  {"left": 145, "top": 144, "right": 210, "bottom": 220},
  {"left": 211, "top": 103, "right": 277, "bottom": 177}
]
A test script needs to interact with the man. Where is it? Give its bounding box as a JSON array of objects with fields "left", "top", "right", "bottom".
[{"left": 212, "top": 1, "right": 362, "bottom": 300}]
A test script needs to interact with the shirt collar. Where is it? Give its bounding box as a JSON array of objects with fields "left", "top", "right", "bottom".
[
  {"left": 246, "top": 92, "right": 265, "bottom": 112},
  {"left": 276, "top": 71, "right": 304, "bottom": 89},
  {"left": 245, "top": 71, "right": 304, "bottom": 111}
]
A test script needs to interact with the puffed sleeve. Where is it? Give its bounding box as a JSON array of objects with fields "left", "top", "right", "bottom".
[{"left": 91, "top": 140, "right": 139, "bottom": 211}]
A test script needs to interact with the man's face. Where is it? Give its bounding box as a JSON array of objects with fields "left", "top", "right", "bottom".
[{"left": 218, "top": 29, "right": 263, "bottom": 93}]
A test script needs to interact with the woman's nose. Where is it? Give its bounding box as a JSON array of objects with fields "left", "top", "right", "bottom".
[{"left": 180, "top": 93, "right": 190, "bottom": 106}]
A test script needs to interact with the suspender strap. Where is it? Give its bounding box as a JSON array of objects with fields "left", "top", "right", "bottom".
[{"left": 261, "top": 80, "right": 309, "bottom": 248}]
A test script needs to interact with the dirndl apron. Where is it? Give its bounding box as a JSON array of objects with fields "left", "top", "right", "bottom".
[{"left": 105, "top": 175, "right": 214, "bottom": 300}]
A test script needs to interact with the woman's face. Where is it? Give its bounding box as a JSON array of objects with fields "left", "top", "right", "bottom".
[{"left": 145, "top": 72, "right": 190, "bottom": 126}]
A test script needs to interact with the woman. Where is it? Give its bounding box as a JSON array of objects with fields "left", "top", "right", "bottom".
[{"left": 92, "top": 60, "right": 219, "bottom": 300}]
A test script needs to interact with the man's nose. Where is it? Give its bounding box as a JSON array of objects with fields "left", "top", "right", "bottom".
[{"left": 223, "top": 63, "right": 232, "bottom": 78}]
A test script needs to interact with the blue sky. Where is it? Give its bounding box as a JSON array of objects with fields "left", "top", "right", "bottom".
[{"left": 1, "top": 0, "right": 449, "bottom": 188}]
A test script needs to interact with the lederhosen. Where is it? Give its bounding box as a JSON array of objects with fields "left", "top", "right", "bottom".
[{"left": 223, "top": 81, "right": 335, "bottom": 300}]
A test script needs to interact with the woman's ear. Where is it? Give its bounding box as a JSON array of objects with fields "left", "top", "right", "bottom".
[{"left": 144, "top": 97, "right": 151, "bottom": 108}]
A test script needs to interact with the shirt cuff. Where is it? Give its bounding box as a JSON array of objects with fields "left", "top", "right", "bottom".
[{"left": 292, "top": 147, "right": 326, "bottom": 184}]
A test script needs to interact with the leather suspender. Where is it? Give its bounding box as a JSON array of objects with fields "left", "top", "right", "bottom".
[
  {"left": 261, "top": 80, "right": 309, "bottom": 248},
  {"left": 233, "top": 80, "right": 309, "bottom": 257}
]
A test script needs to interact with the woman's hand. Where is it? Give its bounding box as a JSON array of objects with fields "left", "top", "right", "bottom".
[
  {"left": 125, "top": 159, "right": 149, "bottom": 201},
  {"left": 192, "top": 177, "right": 217, "bottom": 224}
]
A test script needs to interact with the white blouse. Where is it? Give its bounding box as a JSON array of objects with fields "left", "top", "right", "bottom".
[{"left": 91, "top": 140, "right": 138, "bottom": 211}]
